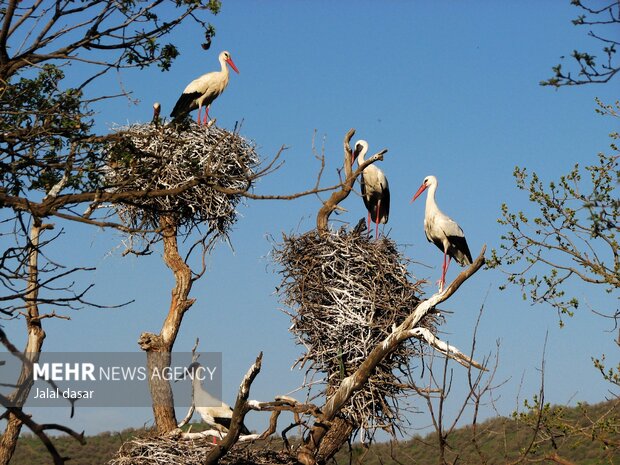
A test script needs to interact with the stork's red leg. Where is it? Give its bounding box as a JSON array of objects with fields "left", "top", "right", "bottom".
[
  {"left": 197, "top": 105, "right": 202, "bottom": 125},
  {"left": 440, "top": 250, "right": 448, "bottom": 291},
  {"left": 443, "top": 256, "right": 452, "bottom": 290}
]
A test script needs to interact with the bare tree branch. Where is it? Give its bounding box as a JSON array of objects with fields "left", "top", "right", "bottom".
[
  {"left": 297, "top": 246, "right": 487, "bottom": 464},
  {"left": 204, "top": 352, "right": 263, "bottom": 465}
]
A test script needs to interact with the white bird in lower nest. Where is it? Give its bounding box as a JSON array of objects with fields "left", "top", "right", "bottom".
[{"left": 186, "top": 362, "right": 250, "bottom": 435}]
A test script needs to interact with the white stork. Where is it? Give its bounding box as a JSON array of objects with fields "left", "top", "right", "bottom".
[
  {"left": 170, "top": 50, "right": 239, "bottom": 125},
  {"left": 353, "top": 140, "right": 390, "bottom": 239},
  {"left": 411, "top": 175, "right": 472, "bottom": 291},
  {"left": 186, "top": 362, "right": 250, "bottom": 436}
]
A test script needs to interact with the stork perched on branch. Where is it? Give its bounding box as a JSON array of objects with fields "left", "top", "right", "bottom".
[
  {"left": 170, "top": 50, "right": 239, "bottom": 125},
  {"left": 353, "top": 140, "right": 390, "bottom": 239},
  {"left": 411, "top": 175, "right": 472, "bottom": 291},
  {"left": 186, "top": 362, "right": 250, "bottom": 435}
]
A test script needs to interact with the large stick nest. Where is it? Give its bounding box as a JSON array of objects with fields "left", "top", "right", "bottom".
[
  {"left": 104, "top": 122, "right": 260, "bottom": 236},
  {"left": 274, "top": 227, "right": 438, "bottom": 440},
  {"left": 110, "top": 436, "right": 299, "bottom": 465}
]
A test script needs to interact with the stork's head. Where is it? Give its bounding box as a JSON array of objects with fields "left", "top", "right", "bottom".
[
  {"left": 187, "top": 361, "right": 202, "bottom": 374},
  {"left": 352, "top": 139, "right": 368, "bottom": 165},
  {"left": 220, "top": 50, "right": 239, "bottom": 74},
  {"left": 174, "top": 361, "right": 201, "bottom": 382},
  {"left": 411, "top": 175, "right": 437, "bottom": 203}
]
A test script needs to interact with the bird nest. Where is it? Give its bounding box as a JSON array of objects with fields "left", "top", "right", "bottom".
[
  {"left": 274, "top": 227, "right": 438, "bottom": 440},
  {"left": 110, "top": 436, "right": 298, "bottom": 465},
  {"left": 104, "top": 122, "right": 260, "bottom": 236}
]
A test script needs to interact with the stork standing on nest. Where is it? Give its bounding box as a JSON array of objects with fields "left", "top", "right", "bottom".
[
  {"left": 411, "top": 175, "right": 472, "bottom": 291},
  {"left": 186, "top": 362, "right": 250, "bottom": 436},
  {"left": 170, "top": 50, "right": 239, "bottom": 125},
  {"left": 352, "top": 140, "right": 390, "bottom": 239}
]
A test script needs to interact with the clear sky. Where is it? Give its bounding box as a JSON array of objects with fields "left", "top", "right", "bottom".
[{"left": 4, "top": 1, "right": 619, "bottom": 438}]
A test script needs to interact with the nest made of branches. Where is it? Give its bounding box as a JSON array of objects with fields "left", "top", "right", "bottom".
[
  {"left": 104, "top": 122, "right": 260, "bottom": 236},
  {"left": 110, "top": 436, "right": 299, "bottom": 465},
  {"left": 274, "top": 227, "right": 439, "bottom": 440}
]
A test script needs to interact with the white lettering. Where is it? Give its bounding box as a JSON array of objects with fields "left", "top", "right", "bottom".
[
  {"left": 99, "top": 366, "right": 111, "bottom": 380},
  {"left": 204, "top": 366, "right": 217, "bottom": 381},
  {"left": 121, "top": 366, "right": 138, "bottom": 380},
  {"left": 33, "top": 363, "right": 49, "bottom": 380},
  {"left": 65, "top": 363, "right": 79, "bottom": 380},
  {"left": 82, "top": 363, "right": 95, "bottom": 381},
  {"left": 51, "top": 363, "right": 63, "bottom": 381}
]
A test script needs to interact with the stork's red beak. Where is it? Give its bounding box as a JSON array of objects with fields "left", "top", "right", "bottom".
[
  {"left": 227, "top": 58, "right": 239, "bottom": 74},
  {"left": 411, "top": 184, "right": 427, "bottom": 203}
]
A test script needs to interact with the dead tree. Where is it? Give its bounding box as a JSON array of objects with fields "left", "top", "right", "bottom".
[
  {"left": 273, "top": 129, "right": 487, "bottom": 465},
  {"left": 104, "top": 122, "right": 260, "bottom": 432}
]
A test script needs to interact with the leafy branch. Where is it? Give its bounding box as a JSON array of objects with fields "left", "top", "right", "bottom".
[{"left": 541, "top": 1, "right": 619, "bottom": 87}]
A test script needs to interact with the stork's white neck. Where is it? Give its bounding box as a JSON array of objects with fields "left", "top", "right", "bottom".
[
  {"left": 356, "top": 142, "right": 369, "bottom": 166},
  {"left": 219, "top": 54, "right": 229, "bottom": 75},
  {"left": 192, "top": 376, "right": 219, "bottom": 404},
  {"left": 425, "top": 179, "right": 439, "bottom": 216}
]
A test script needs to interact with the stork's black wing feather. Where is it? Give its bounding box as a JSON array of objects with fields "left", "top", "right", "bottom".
[
  {"left": 213, "top": 416, "right": 251, "bottom": 435},
  {"left": 170, "top": 91, "right": 200, "bottom": 118},
  {"left": 361, "top": 178, "right": 390, "bottom": 224},
  {"left": 447, "top": 234, "right": 473, "bottom": 266},
  {"left": 381, "top": 184, "right": 390, "bottom": 222}
]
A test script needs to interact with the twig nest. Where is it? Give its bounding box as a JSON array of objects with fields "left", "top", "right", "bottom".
[
  {"left": 104, "top": 122, "right": 259, "bottom": 235},
  {"left": 274, "top": 228, "right": 438, "bottom": 440},
  {"left": 111, "top": 435, "right": 298, "bottom": 464}
]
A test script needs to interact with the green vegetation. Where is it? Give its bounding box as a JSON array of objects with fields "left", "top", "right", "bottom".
[
  {"left": 339, "top": 400, "right": 619, "bottom": 465},
  {"left": 10, "top": 401, "right": 618, "bottom": 465}
]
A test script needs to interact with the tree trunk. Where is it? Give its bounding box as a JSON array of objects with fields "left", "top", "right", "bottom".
[
  {"left": 138, "top": 215, "right": 195, "bottom": 433},
  {"left": 316, "top": 417, "right": 354, "bottom": 464},
  {"left": 0, "top": 222, "right": 48, "bottom": 465},
  {"left": 147, "top": 350, "right": 177, "bottom": 433}
]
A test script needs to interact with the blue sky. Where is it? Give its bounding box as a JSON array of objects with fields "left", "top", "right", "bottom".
[{"left": 4, "top": 2, "right": 619, "bottom": 438}]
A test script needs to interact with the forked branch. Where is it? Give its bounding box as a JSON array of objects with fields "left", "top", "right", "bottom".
[{"left": 316, "top": 129, "right": 387, "bottom": 235}]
